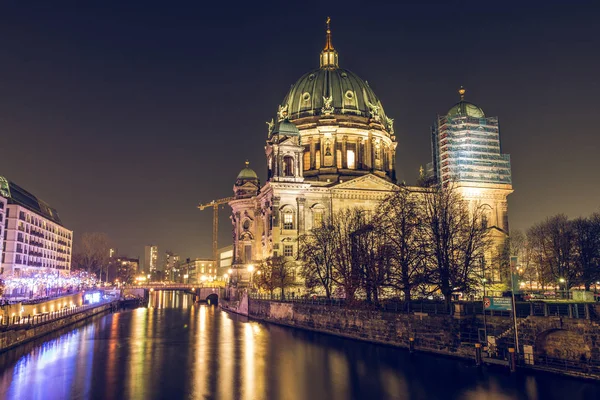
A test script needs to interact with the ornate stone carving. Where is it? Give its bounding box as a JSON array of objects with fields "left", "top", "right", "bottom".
[
  {"left": 385, "top": 116, "right": 394, "bottom": 135},
  {"left": 321, "top": 95, "right": 333, "bottom": 115},
  {"left": 278, "top": 104, "right": 288, "bottom": 121},
  {"left": 266, "top": 118, "right": 274, "bottom": 135},
  {"left": 365, "top": 95, "right": 380, "bottom": 121}
]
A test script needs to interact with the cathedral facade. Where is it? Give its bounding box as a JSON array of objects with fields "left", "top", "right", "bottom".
[{"left": 228, "top": 21, "right": 512, "bottom": 285}]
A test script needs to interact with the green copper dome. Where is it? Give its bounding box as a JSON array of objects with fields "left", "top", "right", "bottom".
[
  {"left": 280, "top": 68, "right": 391, "bottom": 127},
  {"left": 447, "top": 101, "right": 485, "bottom": 118},
  {"left": 236, "top": 162, "right": 258, "bottom": 181},
  {"left": 273, "top": 118, "right": 299, "bottom": 136},
  {"left": 275, "top": 19, "right": 393, "bottom": 133}
]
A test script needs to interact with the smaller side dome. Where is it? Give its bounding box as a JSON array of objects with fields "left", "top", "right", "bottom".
[
  {"left": 234, "top": 161, "right": 260, "bottom": 199},
  {"left": 447, "top": 87, "right": 485, "bottom": 118},
  {"left": 236, "top": 161, "right": 258, "bottom": 182},
  {"left": 272, "top": 118, "right": 300, "bottom": 136}
]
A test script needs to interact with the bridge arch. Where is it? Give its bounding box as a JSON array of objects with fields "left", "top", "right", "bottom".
[
  {"left": 535, "top": 328, "right": 590, "bottom": 361},
  {"left": 206, "top": 293, "right": 219, "bottom": 305}
]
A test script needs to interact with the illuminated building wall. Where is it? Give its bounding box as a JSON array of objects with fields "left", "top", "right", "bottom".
[
  {"left": 179, "top": 258, "right": 215, "bottom": 284},
  {"left": 144, "top": 245, "right": 158, "bottom": 273},
  {"left": 0, "top": 195, "right": 6, "bottom": 270},
  {"left": 218, "top": 246, "right": 233, "bottom": 279},
  {"left": 0, "top": 176, "right": 73, "bottom": 276},
  {"left": 164, "top": 251, "right": 180, "bottom": 281}
]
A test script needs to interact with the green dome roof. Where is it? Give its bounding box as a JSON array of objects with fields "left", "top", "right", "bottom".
[
  {"left": 447, "top": 101, "right": 485, "bottom": 118},
  {"left": 273, "top": 119, "right": 299, "bottom": 136},
  {"left": 280, "top": 67, "right": 392, "bottom": 130},
  {"left": 236, "top": 162, "right": 258, "bottom": 181}
]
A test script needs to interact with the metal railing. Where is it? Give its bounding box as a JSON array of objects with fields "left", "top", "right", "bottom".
[
  {"left": 0, "top": 301, "right": 111, "bottom": 331},
  {"left": 248, "top": 294, "right": 596, "bottom": 320},
  {"left": 530, "top": 355, "right": 600, "bottom": 376}
]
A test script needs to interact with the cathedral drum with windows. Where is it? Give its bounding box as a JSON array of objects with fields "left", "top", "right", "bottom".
[{"left": 228, "top": 20, "right": 512, "bottom": 287}]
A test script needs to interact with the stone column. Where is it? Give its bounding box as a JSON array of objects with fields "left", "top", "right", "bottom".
[
  {"left": 366, "top": 132, "right": 373, "bottom": 169},
  {"left": 357, "top": 137, "right": 363, "bottom": 169},
  {"left": 309, "top": 137, "right": 315, "bottom": 170},
  {"left": 272, "top": 197, "right": 280, "bottom": 228},
  {"left": 296, "top": 197, "right": 306, "bottom": 234},
  {"left": 342, "top": 135, "right": 348, "bottom": 169}
]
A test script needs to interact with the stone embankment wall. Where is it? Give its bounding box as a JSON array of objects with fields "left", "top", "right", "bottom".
[
  {"left": 0, "top": 303, "right": 113, "bottom": 352},
  {"left": 247, "top": 299, "right": 477, "bottom": 358},
  {"left": 238, "top": 297, "right": 600, "bottom": 379}
]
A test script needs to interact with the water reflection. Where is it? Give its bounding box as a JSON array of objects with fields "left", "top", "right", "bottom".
[{"left": 0, "top": 291, "right": 598, "bottom": 400}]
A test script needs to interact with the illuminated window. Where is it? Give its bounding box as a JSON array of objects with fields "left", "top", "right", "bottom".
[
  {"left": 313, "top": 211, "right": 323, "bottom": 227},
  {"left": 336, "top": 149, "right": 342, "bottom": 169},
  {"left": 283, "top": 213, "right": 294, "bottom": 230},
  {"left": 303, "top": 151, "right": 310, "bottom": 170},
  {"left": 315, "top": 150, "right": 321, "bottom": 169},
  {"left": 284, "top": 245, "right": 293, "bottom": 257},
  {"left": 347, "top": 150, "right": 356, "bottom": 169},
  {"left": 283, "top": 156, "right": 294, "bottom": 176}
]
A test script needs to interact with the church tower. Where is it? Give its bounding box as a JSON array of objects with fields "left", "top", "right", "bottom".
[
  {"left": 265, "top": 117, "right": 304, "bottom": 183},
  {"left": 430, "top": 88, "right": 513, "bottom": 282}
]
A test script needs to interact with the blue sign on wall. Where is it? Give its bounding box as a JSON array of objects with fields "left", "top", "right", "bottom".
[{"left": 483, "top": 296, "right": 512, "bottom": 311}]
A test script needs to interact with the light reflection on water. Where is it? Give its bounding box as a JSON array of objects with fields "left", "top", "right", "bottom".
[{"left": 0, "top": 291, "right": 598, "bottom": 400}]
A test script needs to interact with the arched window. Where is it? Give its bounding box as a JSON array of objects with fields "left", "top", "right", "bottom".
[
  {"left": 347, "top": 150, "right": 356, "bottom": 169},
  {"left": 283, "top": 210, "right": 294, "bottom": 230},
  {"left": 480, "top": 205, "right": 493, "bottom": 228},
  {"left": 303, "top": 151, "right": 311, "bottom": 171},
  {"left": 283, "top": 156, "right": 294, "bottom": 177},
  {"left": 315, "top": 150, "right": 321, "bottom": 169}
]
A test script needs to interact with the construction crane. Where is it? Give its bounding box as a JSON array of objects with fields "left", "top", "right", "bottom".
[{"left": 198, "top": 197, "right": 234, "bottom": 264}]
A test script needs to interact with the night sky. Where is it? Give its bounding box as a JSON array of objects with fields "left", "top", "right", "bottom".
[{"left": 1, "top": 1, "right": 599, "bottom": 261}]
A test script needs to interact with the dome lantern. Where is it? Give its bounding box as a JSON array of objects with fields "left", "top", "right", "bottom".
[{"left": 320, "top": 17, "right": 338, "bottom": 69}]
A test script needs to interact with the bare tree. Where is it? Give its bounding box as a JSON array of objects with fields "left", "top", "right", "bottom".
[
  {"left": 377, "top": 188, "right": 425, "bottom": 303},
  {"left": 330, "top": 208, "right": 363, "bottom": 302},
  {"left": 72, "top": 232, "right": 112, "bottom": 279},
  {"left": 298, "top": 221, "right": 335, "bottom": 298},
  {"left": 256, "top": 257, "right": 278, "bottom": 296},
  {"left": 268, "top": 256, "right": 295, "bottom": 299},
  {"left": 541, "top": 214, "right": 577, "bottom": 290},
  {"left": 420, "top": 184, "right": 491, "bottom": 306},
  {"left": 117, "top": 261, "right": 137, "bottom": 284},
  {"left": 572, "top": 213, "right": 600, "bottom": 290}
]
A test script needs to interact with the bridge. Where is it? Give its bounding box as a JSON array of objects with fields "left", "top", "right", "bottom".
[{"left": 124, "top": 284, "right": 223, "bottom": 304}]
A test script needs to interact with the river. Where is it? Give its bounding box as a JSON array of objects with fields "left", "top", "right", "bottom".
[{"left": 0, "top": 291, "right": 598, "bottom": 400}]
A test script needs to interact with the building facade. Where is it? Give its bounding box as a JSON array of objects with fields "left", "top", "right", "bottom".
[
  {"left": 429, "top": 88, "right": 513, "bottom": 282},
  {"left": 228, "top": 21, "right": 512, "bottom": 286},
  {"left": 144, "top": 245, "right": 158, "bottom": 274},
  {"left": 217, "top": 245, "right": 233, "bottom": 281},
  {"left": 179, "top": 258, "right": 216, "bottom": 284},
  {"left": 164, "top": 251, "right": 180, "bottom": 281},
  {"left": 0, "top": 194, "right": 6, "bottom": 271},
  {"left": 0, "top": 176, "right": 73, "bottom": 277}
]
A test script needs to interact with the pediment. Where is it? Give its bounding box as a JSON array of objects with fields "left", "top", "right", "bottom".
[{"left": 332, "top": 174, "right": 398, "bottom": 192}]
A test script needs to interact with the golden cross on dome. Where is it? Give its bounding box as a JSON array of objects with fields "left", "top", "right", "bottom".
[{"left": 458, "top": 86, "right": 466, "bottom": 100}]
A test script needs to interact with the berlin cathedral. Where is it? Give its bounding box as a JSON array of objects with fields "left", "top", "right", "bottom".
[{"left": 229, "top": 20, "right": 513, "bottom": 284}]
